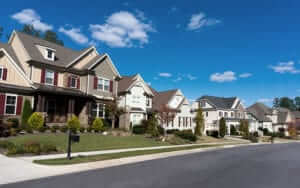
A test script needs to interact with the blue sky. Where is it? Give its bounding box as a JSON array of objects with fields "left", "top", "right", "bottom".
[{"left": 1, "top": 0, "right": 300, "bottom": 107}]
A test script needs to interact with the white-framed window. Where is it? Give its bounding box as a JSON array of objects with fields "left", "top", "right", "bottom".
[
  {"left": 97, "top": 77, "right": 110, "bottom": 92},
  {"left": 224, "top": 112, "right": 228, "bottom": 118},
  {"left": 0, "top": 66, "right": 3, "bottom": 80},
  {"left": 200, "top": 101, "right": 205, "bottom": 107},
  {"left": 5, "top": 94, "right": 17, "bottom": 115},
  {"left": 206, "top": 112, "right": 209, "bottom": 117},
  {"left": 92, "top": 103, "right": 105, "bottom": 118},
  {"left": 45, "top": 69, "right": 54, "bottom": 85},
  {"left": 219, "top": 111, "right": 223, "bottom": 117},
  {"left": 70, "top": 76, "right": 77, "bottom": 88},
  {"left": 45, "top": 49, "right": 55, "bottom": 61},
  {"left": 146, "top": 98, "right": 151, "bottom": 107}
]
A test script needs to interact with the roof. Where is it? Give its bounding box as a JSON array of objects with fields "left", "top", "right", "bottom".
[
  {"left": 15, "top": 31, "right": 89, "bottom": 68},
  {"left": 81, "top": 54, "right": 106, "bottom": 69},
  {"left": 152, "top": 89, "right": 178, "bottom": 111},
  {"left": 247, "top": 103, "right": 272, "bottom": 122},
  {"left": 0, "top": 42, "right": 25, "bottom": 72},
  {"left": 118, "top": 75, "right": 137, "bottom": 93},
  {"left": 0, "top": 82, "right": 33, "bottom": 94},
  {"left": 33, "top": 83, "right": 87, "bottom": 97},
  {"left": 198, "top": 96, "right": 237, "bottom": 109}
]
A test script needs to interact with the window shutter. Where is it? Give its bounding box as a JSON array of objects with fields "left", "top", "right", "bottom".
[
  {"left": 77, "top": 77, "right": 80, "bottom": 89},
  {"left": 2, "top": 68, "right": 7, "bottom": 80},
  {"left": 16, "top": 96, "right": 23, "bottom": 115},
  {"left": 68, "top": 76, "right": 71, "bottom": 87},
  {"left": 41, "top": 69, "right": 45, "bottom": 83},
  {"left": 54, "top": 72, "right": 58, "bottom": 86},
  {"left": 109, "top": 80, "right": 113, "bottom": 92},
  {"left": 94, "top": 76, "right": 98, "bottom": 89},
  {"left": 0, "top": 94, "right": 5, "bottom": 115}
]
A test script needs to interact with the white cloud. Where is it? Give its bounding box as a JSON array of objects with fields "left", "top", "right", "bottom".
[
  {"left": 257, "top": 98, "right": 273, "bottom": 103},
  {"left": 270, "top": 61, "right": 300, "bottom": 74},
  {"left": 11, "top": 9, "right": 53, "bottom": 32},
  {"left": 239, "top": 73, "right": 252, "bottom": 78},
  {"left": 89, "top": 11, "right": 155, "bottom": 48},
  {"left": 173, "top": 77, "right": 182, "bottom": 82},
  {"left": 187, "top": 12, "right": 220, "bottom": 31},
  {"left": 210, "top": 71, "right": 236, "bottom": 83},
  {"left": 59, "top": 27, "right": 89, "bottom": 45},
  {"left": 159, "top": 73, "right": 172, "bottom": 78},
  {"left": 187, "top": 74, "right": 197, "bottom": 80}
]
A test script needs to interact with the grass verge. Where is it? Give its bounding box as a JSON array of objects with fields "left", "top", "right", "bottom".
[{"left": 34, "top": 144, "right": 225, "bottom": 165}]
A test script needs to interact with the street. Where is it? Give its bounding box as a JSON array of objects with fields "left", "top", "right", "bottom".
[{"left": 2, "top": 143, "right": 300, "bottom": 188}]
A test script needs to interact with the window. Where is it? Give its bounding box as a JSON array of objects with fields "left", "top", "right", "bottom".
[
  {"left": 146, "top": 98, "right": 151, "bottom": 107},
  {"left": 219, "top": 111, "right": 223, "bottom": 117},
  {"left": 0, "top": 67, "right": 2, "bottom": 80},
  {"left": 231, "top": 112, "right": 234, "bottom": 118},
  {"left": 206, "top": 112, "right": 209, "bottom": 117},
  {"left": 225, "top": 112, "right": 228, "bottom": 118},
  {"left": 46, "top": 49, "right": 55, "bottom": 61},
  {"left": 92, "top": 103, "right": 105, "bottom": 118},
  {"left": 5, "top": 95, "right": 17, "bottom": 115},
  {"left": 70, "top": 77, "right": 77, "bottom": 88},
  {"left": 97, "top": 77, "right": 110, "bottom": 92},
  {"left": 45, "top": 70, "right": 54, "bottom": 85}
]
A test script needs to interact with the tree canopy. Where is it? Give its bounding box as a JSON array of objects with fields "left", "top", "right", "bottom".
[{"left": 273, "top": 97, "right": 298, "bottom": 111}]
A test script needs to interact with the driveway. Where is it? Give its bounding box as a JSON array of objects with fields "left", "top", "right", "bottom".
[{"left": 2, "top": 143, "right": 300, "bottom": 188}]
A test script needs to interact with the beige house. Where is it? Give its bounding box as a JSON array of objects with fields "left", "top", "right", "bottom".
[{"left": 0, "top": 31, "right": 120, "bottom": 126}]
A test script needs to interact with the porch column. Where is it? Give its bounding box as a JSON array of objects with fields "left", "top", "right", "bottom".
[
  {"left": 68, "top": 99, "right": 75, "bottom": 119},
  {"left": 36, "top": 95, "right": 45, "bottom": 112}
]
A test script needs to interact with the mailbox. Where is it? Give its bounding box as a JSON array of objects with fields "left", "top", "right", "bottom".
[{"left": 71, "top": 134, "right": 80, "bottom": 142}]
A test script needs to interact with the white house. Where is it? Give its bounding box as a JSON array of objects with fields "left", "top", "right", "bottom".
[
  {"left": 192, "top": 96, "right": 254, "bottom": 135},
  {"left": 117, "top": 74, "right": 154, "bottom": 129},
  {"left": 152, "top": 89, "right": 195, "bottom": 131}
]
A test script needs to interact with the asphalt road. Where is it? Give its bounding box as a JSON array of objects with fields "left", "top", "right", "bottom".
[{"left": 2, "top": 143, "right": 300, "bottom": 188}]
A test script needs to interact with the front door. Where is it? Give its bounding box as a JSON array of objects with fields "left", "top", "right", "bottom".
[{"left": 46, "top": 99, "right": 56, "bottom": 122}]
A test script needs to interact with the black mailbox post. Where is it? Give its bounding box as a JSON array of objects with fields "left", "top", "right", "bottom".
[{"left": 67, "top": 130, "right": 80, "bottom": 160}]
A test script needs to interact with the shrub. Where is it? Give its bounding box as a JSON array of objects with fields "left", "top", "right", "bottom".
[
  {"left": 7, "top": 118, "right": 19, "bottom": 128},
  {"left": 38, "top": 126, "right": 47, "bottom": 133},
  {"left": 42, "top": 144, "right": 57, "bottom": 153},
  {"left": 92, "top": 118, "right": 103, "bottom": 132},
  {"left": 7, "top": 145, "right": 25, "bottom": 155},
  {"left": 50, "top": 126, "right": 57, "bottom": 133},
  {"left": 175, "top": 130, "right": 197, "bottom": 142},
  {"left": 67, "top": 115, "right": 80, "bottom": 133},
  {"left": 27, "top": 112, "right": 44, "bottom": 130},
  {"left": 158, "top": 126, "right": 164, "bottom": 135},
  {"left": 53, "top": 125, "right": 59, "bottom": 131},
  {"left": 103, "top": 119, "right": 111, "bottom": 129},
  {"left": 248, "top": 135, "right": 258, "bottom": 143},
  {"left": 21, "top": 99, "right": 33, "bottom": 128},
  {"left": 79, "top": 127, "right": 85, "bottom": 133},
  {"left": 132, "top": 125, "right": 147, "bottom": 134},
  {"left": 0, "top": 140, "right": 15, "bottom": 149},
  {"left": 146, "top": 116, "right": 160, "bottom": 137},
  {"left": 263, "top": 128, "right": 270, "bottom": 136},
  {"left": 166, "top": 129, "right": 180, "bottom": 134},
  {"left": 253, "top": 131, "right": 259, "bottom": 137},
  {"left": 206, "top": 130, "right": 219, "bottom": 138},
  {"left": 219, "top": 118, "right": 226, "bottom": 138},
  {"left": 230, "top": 125, "right": 238, "bottom": 136},
  {"left": 23, "top": 141, "right": 42, "bottom": 155},
  {"left": 10, "top": 128, "right": 17, "bottom": 136},
  {"left": 87, "top": 127, "right": 93, "bottom": 133},
  {"left": 60, "top": 126, "right": 68, "bottom": 133}
]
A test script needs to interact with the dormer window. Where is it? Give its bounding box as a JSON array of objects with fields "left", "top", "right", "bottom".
[{"left": 46, "top": 49, "right": 55, "bottom": 61}]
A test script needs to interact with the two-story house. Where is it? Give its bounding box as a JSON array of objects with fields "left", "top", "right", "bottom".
[
  {"left": 117, "top": 74, "right": 154, "bottom": 129},
  {"left": 193, "top": 96, "right": 249, "bottom": 135},
  {"left": 152, "top": 89, "right": 195, "bottom": 131},
  {"left": 0, "top": 31, "right": 120, "bottom": 126},
  {"left": 247, "top": 103, "right": 295, "bottom": 134}
]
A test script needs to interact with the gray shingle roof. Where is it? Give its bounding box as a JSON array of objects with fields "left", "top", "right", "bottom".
[
  {"left": 81, "top": 54, "right": 106, "bottom": 70},
  {"left": 198, "top": 96, "right": 237, "bottom": 109},
  {"left": 117, "top": 75, "right": 138, "bottom": 93},
  {"left": 152, "top": 89, "right": 178, "bottom": 111},
  {"left": 0, "top": 42, "right": 25, "bottom": 72},
  {"left": 15, "top": 31, "right": 90, "bottom": 68},
  {"left": 247, "top": 103, "right": 272, "bottom": 122}
]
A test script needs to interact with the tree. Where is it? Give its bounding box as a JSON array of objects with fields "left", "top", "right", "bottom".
[
  {"left": 44, "top": 30, "right": 64, "bottom": 46},
  {"left": 27, "top": 112, "right": 44, "bottom": 130},
  {"left": 288, "top": 123, "right": 297, "bottom": 138},
  {"left": 156, "top": 105, "right": 177, "bottom": 136},
  {"left": 21, "top": 99, "right": 33, "bottom": 129},
  {"left": 279, "top": 97, "right": 296, "bottom": 111},
  {"left": 92, "top": 117, "right": 103, "bottom": 132},
  {"left": 21, "top": 24, "right": 40, "bottom": 37},
  {"left": 295, "top": 97, "right": 300, "bottom": 111},
  {"left": 239, "top": 120, "right": 249, "bottom": 138},
  {"left": 146, "top": 115, "right": 160, "bottom": 137},
  {"left": 194, "top": 108, "right": 205, "bottom": 136},
  {"left": 273, "top": 98, "right": 280, "bottom": 108},
  {"left": 106, "top": 99, "right": 125, "bottom": 129},
  {"left": 219, "top": 118, "right": 226, "bottom": 138}
]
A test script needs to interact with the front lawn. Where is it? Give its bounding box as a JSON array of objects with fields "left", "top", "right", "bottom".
[
  {"left": 34, "top": 144, "right": 225, "bottom": 165},
  {"left": 5, "top": 133, "right": 170, "bottom": 153}
]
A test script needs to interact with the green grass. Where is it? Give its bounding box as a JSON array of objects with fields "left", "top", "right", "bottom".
[
  {"left": 6, "top": 133, "right": 170, "bottom": 153},
  {"left": 34, "top": 144, "right": 224, "bottom": 165}
]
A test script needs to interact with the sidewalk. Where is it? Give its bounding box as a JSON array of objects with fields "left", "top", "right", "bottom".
[{"left": 17, "top": 141, "right": 236, "bottom": 162}]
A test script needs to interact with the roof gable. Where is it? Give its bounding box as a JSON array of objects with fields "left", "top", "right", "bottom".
[
  {"left": 198, "top": 96, "right": 237, "bottom": 109},
  {"left": 118, "top": 74, "right": 153, "bottom": 96}
]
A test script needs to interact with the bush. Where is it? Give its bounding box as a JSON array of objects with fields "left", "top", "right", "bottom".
[
  {"left": 87, "top": 127, "right": 93, "bottom": 133},
  {"left": 166, "top": 129, "right": 180, "bottom": 134},
  {"left": 230, "top": 125, "right": 238, "bottom": 136},
  {"left": 158, "top": 126, "right": 164, "bottom": 135},
  {"left": 248, "top": 135, "right": 259, "bottom": 143},
  {"left": 92, "top": 118, "right": 103, "bottom": 132},
  {"left": 79, "top": 127, "right": 85, "bottom": 133},
  {"left": 60, "top": 126, "right": 68, "bottom": 133},
  {"left": 146, "top": 116, "right": 160, "bottom": 137},
  {"left": 67, "top": 115, "right": 80, "bottom": 133},
  {"left": 132, "top": 125, "right": 147, "bottom": 134},
  {"left": 206, "top": 130, "right": 219, "bottom": 138},
  {"left": 7, "top": 145, "right": 25, "bottom": 155},
  {"left": 7, "top": 118, "right": 19, "bottom": 128},
  {"left": 50, "top": 126, "right": 57, "bottom": 133},
  {"left": 21, "top": 99, "right": 33, "bottom": 128},
  {"left": 219, "top": 118, "right": 226, "bottom": 138},
  {"left": 42, "top": 144, "right": 57, "bottom": 153},
  {"left": 103, "top": 119, "right": 111, "bottom": 129},
  {"left": 0, "top": 140, "right": 15, "bottom": 149},
  {"left": 175, "top": 130, "right": 197, "bottom": 142},
  {"left": 28, "top": 112, "right": 44, "bottom": 130},
  {"left": 253, "top": 131, "right": 259, "bottom": 137},
  {"left": 23, "top": 141, "right": 42, "bottom": 155},
  {"left": 263, "top": 128, "right": 271, "bottom": 136},
  {"left": 38, "top": 126, "right": 47, "bottom": 133}
]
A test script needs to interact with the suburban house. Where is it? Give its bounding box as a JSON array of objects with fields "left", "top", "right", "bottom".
[
  {"left": 117, "top": 74, "right": 154, "bottom": 129},
  {"left": 247, "top": 103, "right": 295, "bottom": 134},
  {"left": 0, "top": 31, "right": 121, "bottom": 126},
  {"left": 192, "top": 96, "right": 249, "bottom": 135},
  {"left": 152, "top": 89, "right": 195, "bottom": 131}
]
